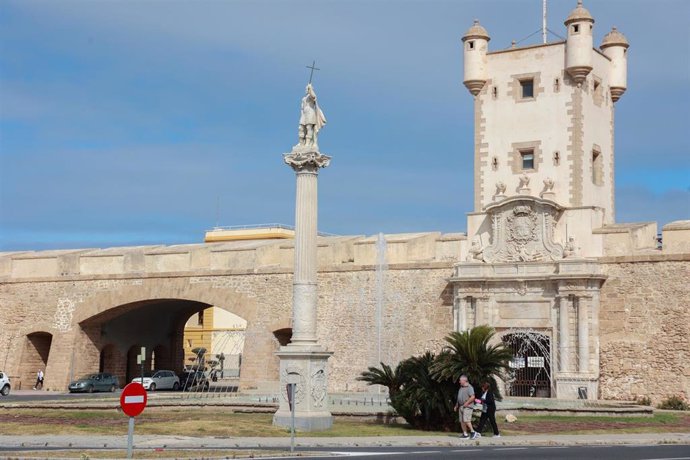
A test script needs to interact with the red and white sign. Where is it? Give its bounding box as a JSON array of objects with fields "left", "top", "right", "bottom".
[{"left": 120, "top": 382, "right": 147, "bottom": 417}]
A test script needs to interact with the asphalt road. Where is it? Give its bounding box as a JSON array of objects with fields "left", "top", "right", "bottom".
[
  {"left": 1, "top": 445, "right": 688, "bottom": 459},
  {"left": 304, "top": 445, "right": 690, "bottom": 459}
]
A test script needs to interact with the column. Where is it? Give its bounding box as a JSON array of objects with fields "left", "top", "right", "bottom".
[
  {"left": 474, "top": 297, "right": 487, "bottom": 327},
  {"left": 578, "top": 297, "right": 589, "bottom": 373},
  {"left": 456, "top": 296, "right": 467, "bottom": 331},
  {"left": 290, "top": 168, "right": 319, "bottom": 345},
  {"left": 558, "top": 296, "right": 571, "bottom": 372},
  {"left": 274, "top": 147, "right": 333, "bottom": 432}
]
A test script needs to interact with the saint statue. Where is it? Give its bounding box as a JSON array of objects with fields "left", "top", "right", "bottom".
[{"left": 298, "top": 83, "right": 327, "bottom": 149}]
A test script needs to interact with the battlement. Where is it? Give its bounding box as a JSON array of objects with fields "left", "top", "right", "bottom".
[{"left": 0, "top": 232, "right": 467, "bottom": 280}]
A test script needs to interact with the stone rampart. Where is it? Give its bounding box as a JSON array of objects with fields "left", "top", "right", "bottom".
[{"left": 598, "top": 254, "right": 690, "bottom": 401}]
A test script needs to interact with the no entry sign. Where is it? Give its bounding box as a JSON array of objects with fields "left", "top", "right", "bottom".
[{"left": 120, "top": 382, "right": 147, "bottom": 417}]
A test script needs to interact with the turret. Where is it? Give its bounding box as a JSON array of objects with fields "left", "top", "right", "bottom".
[
  {"left": 600, "top": 27, "right": 629, "bottom": 102},
  {"left": 462, "top": 20, "right": 490, "bottom": 96},
  {"left": 564, "top": 0, "right": 594, "bottom": 84}
]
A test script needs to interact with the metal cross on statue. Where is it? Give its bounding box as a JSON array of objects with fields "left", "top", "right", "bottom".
[{"left": 306, "top": 60, "right": 320, "bottom": 84}]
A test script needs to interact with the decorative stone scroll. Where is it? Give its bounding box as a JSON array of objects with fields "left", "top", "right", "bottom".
[
  {"left": 283, "top": 148, "right": 331, "bottom": 173},
  {"left": 311, "top": 365, "right": 327, "bottom": 407},
  {"left": 482, "top": 197, "right": 564, "bottom": 263}
]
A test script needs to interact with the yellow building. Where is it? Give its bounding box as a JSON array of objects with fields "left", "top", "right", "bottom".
[
  {"left": 183, "top": 307, "right": 248, "bottom": 376},
  {"left": 183, "top": 224, "right": 294, "bottom": 375}
]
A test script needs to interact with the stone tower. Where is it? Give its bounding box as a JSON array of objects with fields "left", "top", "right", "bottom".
[
  {"left": 453, "top": 1, "right": 631, "bottom": 400},
  {"left": 462, "top": 0, "right": 629, "bottom": 258}
]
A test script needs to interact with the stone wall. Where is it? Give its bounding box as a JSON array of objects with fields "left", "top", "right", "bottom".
[
  {"left": 0, "top": 261, "right": 454, "bottom": 393},
  {"left": 598, "top": 255, "right": 690, "bottom": 402},
  {"left": 2, "top": 236, "right": 688, "bottom": 400}
]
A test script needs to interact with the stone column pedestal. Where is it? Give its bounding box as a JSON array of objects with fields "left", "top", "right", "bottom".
[
  {"left": 273, "top": 146, "right": 333, "bottom": 431},
  {"left": 273, "top": 348, "right": 333, "bottom": 430}
]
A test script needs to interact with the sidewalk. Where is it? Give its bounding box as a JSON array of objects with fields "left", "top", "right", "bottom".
[{"left": 1, "top": 433, "right": 688, "bottom": 450}]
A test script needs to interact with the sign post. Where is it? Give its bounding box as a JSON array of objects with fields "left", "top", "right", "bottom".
[
  {"left": 286, "top": 381, "right": 297, "bottom": 453},
  {"left": 137, "top": 347, "right": 146, "bottom": 383},
  {"left": 120, "top": 382, "right": 148, "bottom": 459}
]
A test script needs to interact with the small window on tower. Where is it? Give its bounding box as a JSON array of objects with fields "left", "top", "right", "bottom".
[
  {"left": 553, "top": 151, "right": 560, "bottom": 166},
  {"left": 492, "top": 156, "right": 499, "bottom": 170},
  {"left": 521, "top": 150, "right": 535, "bottom": 170},
  {"left": 468, "top": 40, "right": 475, "bottom": 50},
  {"left": 520, "top": 79, "right": 534, "bottom": 99},
  {"left": 554, "top": 78, "right": 560, "bottom": 93},
  {"left": 592, "top": 150, "right": 603, "bottom": 185},
  {"left": 492, "top": 86, "right": 498, "bottom": 99},
  {"left": 573, "top": 24, "right": 580, "bottom": 33},
  {"left": 198, "top": 310, "right": 204, "bottom": 327}
]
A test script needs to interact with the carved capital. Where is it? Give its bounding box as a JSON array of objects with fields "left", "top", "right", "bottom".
[{"left": 284, "top": 147, "right": 331, "bottom": 173}]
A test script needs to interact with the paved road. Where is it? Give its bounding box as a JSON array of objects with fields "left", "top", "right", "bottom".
[
  {"left": 305, "top": 445, "right": 690, "bottom": 459},
  {"left": 1, "top": 445, "right": 688, "bottom": 459}
]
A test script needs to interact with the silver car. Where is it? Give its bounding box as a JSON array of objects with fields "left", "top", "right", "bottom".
[
  {"left": 0, "top": 371, "right": 10, "bottom": 396},
  {"left": 131, "top": 370, "right": 180, "bottom": 391}
]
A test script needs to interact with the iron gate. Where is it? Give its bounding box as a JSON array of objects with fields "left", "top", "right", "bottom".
[{"left": 502, "top": 332, "right": 551, "bottom": 397}]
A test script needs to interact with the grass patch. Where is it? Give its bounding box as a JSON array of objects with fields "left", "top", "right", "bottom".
[
  {"left": 496, "top": 413, "right": 690, "bottom": 436},
  {"left": 0, "top": 408, "right": 446, "bottom": 437},
  {"left": 4, "top": 449, "right": 303, "bottom": 459},
  {"left": 1, "top": 408, "right": 688, "bottom": 438}
]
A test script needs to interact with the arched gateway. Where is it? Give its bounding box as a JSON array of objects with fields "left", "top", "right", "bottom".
[
  {"left": 29, "top": 277, "right": 289, "bottom": 392},
  {"left": 503, "top": 331, "right": 552, "bottom": 398}
]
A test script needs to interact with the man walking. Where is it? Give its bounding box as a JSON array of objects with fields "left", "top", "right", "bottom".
[{"left": 454, "top": 375, "right": 480, "bottom": 439}]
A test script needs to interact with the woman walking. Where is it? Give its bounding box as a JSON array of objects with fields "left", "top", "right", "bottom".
[{"left": 476, "top": 382, "right": 500, "bottom": 437}]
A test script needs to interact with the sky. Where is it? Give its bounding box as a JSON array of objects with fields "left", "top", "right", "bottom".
[{"left": 0, "top": 0, "right": 688, "bottom": 251}]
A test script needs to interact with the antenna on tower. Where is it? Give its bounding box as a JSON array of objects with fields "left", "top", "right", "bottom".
[{"left": 542, "top": 0, "right": 547, "bottom": 44}]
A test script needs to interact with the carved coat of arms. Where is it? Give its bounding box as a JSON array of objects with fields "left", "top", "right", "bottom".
[{"left": 482, "top": 198, "right": 564, "bottom": 263}]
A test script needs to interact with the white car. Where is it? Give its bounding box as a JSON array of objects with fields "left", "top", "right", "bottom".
[
  {"left": 131, "top": 370, "right": 180, "bottom": 391},
  {"left": 0, "top": 371, "right": 10, "bottom": 396}
]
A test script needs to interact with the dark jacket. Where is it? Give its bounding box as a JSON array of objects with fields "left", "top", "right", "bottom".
[{"left": 480, "top": 389, "right": 496, "bottom": 411}]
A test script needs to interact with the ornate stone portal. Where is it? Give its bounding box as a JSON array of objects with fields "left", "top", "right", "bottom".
[
  {"left": 273, "top": 82, "right": 333, "bottom": 431},
  {"left": 452, "top": 196, "right": 605, "bottom": 399}
]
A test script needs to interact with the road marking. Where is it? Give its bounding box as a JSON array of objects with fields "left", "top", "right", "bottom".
[
  {"left": 493, "top": 447, "right": 527, "bottom": 450},
  {"left": 410, "top": 451, "right": 441, "bottom": 454},
  {"left": 639, "top": 457, "right": 690, "bottom": 460},
  {"left": 450, "top": 449, "right": 483, "bottom": 452},
  {"left": 537, "top": 446, "right": 568, "bottom": 449},
  {"left": 329, "top": 452, "right": 400, "bottom": 457},
  {"left": 123, "top": 395, "right": 144, "bottom": 404}
]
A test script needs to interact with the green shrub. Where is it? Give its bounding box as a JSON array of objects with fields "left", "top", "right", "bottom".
[
  {"left": 358, "top": 326, "right": 511, "bottom": 431},
  {"left": 658, "top": 395, "right": 689, "bottom": 411},
  {"left": 636, "top": 396, "right": 652, "bottom": 406}
]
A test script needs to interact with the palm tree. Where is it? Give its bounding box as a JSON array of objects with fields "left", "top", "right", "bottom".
[
  {"left": 430, "top": 325, "right": 512, "bottom": 399},
  {"left": 357, "top": 362, "right": 402, "bottom": 398},
  {"left": 358, "top": 353, "right": 458, "bottom": 431},
  {"left": 400, "top": 352, "right": 457, "bottom": 429}
]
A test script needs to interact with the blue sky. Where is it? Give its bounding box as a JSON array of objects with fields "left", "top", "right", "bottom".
[{"left": 0, "top": 0, "right": 688, "bottom": 251}]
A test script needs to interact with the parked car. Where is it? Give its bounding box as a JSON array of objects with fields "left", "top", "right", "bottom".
[
  {"left": 179, "top": 370, "right": 209, "bottom": 392},
  {"left": 68, "top": 373, "right": 119, "bottom": 393},
  {"left": 131, "top": 370, "right": 180, "bottom": 391},
  {"left": 0, "top": 371, "right": 10, "bottom": 396}
]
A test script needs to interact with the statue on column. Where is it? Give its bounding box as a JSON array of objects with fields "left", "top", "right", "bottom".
[{"left": 298, "top": 83, "right": 327, "bottom": 150}]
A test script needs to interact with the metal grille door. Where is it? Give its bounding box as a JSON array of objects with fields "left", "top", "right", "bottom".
[{"left": 503, "top": 332, "right": 551, "bottom": 398}]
